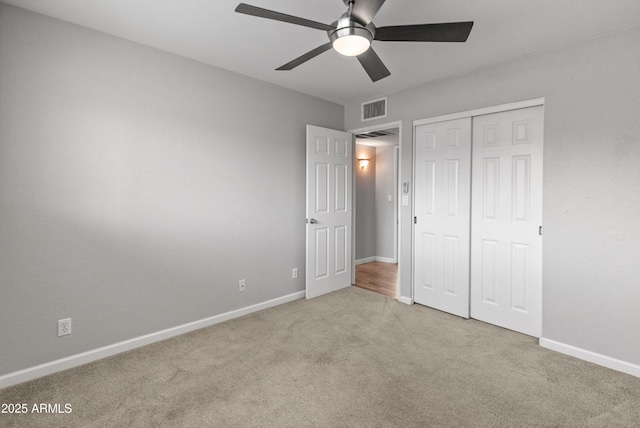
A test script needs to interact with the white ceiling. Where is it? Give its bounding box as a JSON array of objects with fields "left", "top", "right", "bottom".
[{"left": 3, "top": 0, "right": 640, "bottom": 105}]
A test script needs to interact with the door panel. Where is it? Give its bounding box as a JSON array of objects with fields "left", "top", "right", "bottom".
[
  {"left": 315, "top": 163, "right": 329, "bottom": 213},
  {"left": 413, "top": 118, "right": 471, "bottom": 318},
  {"left": 470, "top": 106, "right": 543, "bottom": 337},
  {"left": 306, "top": 125, "right": 353, "bottom": 299}
]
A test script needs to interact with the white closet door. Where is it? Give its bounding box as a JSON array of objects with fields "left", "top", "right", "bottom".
[
  {"left": 470, "top": 106, "right": 544, "bottom": 337},
  {"left": 414, "top": 118, "right": 471, "bottom": 318}
]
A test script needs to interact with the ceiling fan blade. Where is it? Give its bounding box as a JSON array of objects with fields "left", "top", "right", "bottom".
[
  {"left": 351, "top": 0, "right": 386, "bottom": 26},
  {"left": 375, "top": 22, "right": 474, "bottom": 42},
  {"left": 357, "top": 48, "right": 390, "bottom": 82},
  {"left": 235, "top": 3, "right": 334, "bottom": 31},
  {"left": 276, "top": 43, "right": 333, "bottom": 71}
]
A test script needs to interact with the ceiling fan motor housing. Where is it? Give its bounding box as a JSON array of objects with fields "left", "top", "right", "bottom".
[{"left": 328, "top": 13, "right": 375, "bottom": 56}]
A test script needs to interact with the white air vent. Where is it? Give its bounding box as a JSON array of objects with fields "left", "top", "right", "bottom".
[{"left": 361, "top": 97, "right": 387, "bottom": 122}]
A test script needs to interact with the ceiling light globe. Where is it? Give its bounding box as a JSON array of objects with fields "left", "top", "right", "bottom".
[
  {"left": 333, "top": 34, "right": 371, "bottom": 57},
  {"left": 328, "top": 17, "right": 374, "bottom": 57}
]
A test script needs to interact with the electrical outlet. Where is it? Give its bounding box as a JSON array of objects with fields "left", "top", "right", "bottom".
[
  {"left": 58, "top": 318, "right": 72, "bottom": 337},
  {"left": 238, "top": 279, "right": 246, "bottom": 292},
  {"left": 292, "top": 268, "right": 298, "bottom": 279}
]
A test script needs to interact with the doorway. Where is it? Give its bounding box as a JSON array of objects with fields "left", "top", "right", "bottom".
[{"left": 350, "top": 123, "right": 401, "bottom": 299}]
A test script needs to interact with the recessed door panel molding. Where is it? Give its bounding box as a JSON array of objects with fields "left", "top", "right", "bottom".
[
  {"left": 481, "top": 239, "right": 498, "bottom": 304},
  {"left": 315, "top": 163, "right": 329, "bottom": 214},
  {"left": 417, "top": 131, "right": 437, "bottom": 151},
  {"left": 510, "top": 242, "right": 530, "bottom": 312},
  {"left": 512, "top": 120, "right": 532, "bottom": 145},
  {"left": 483, "top": 124, "right": 500, "bottom": 147},
  {"left": 334, "top": 225, "right": 347, "bottom": 274},
  {"left": 483, "top": 157, "right": 500, "bottom": 221},
  {"left": 413, "top": 117, "right": 471, "bottom": 318},
  {"left": 316, "top": 137, "right": 330, "bottom": 155},
  {"left": 512, "top": 155, "right": 531, "bottom": 222},
  {"left": 334, "top": 164, "right": 347, "bottom": 212},
  {"left": 335, "top": 139, "right": 348, "bottom": 157},
  {"left": 423, "top": 161, "right": 436, "bottom": 216},
  {"left": 306, "top": 125, "right": 353, "bottom": 299},
  {"left": 419, "top": 232, "right": 436, "bottom": 290},
  {"left": 446, "top": 128, "right": 460, "bottom": 148},
  {"left": 445, "top": 159, "right": 459, "bottom": 217},
  {"left": 471, "top": 105, "right": 544, "bottom": 337},
  {"left": 444, "top": 236, "right": 458, "bottom": 296},
  {"left": 315, "top": 227, "right": 329, "bottom": 279}
]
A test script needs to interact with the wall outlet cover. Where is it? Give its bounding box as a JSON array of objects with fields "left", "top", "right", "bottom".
[{"left": 58, "top": 318, "right": 72, "bottom": 337}]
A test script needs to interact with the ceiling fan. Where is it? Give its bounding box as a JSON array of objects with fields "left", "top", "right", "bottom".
[{"left": 235, "top": 0, "right": 473, "bottom": 82}]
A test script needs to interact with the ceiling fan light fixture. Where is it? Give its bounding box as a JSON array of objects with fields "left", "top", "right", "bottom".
[
  {"left": 329, "top": 15, "right": 373, "bottom": 57},
  {"left": 332, "top": 34, "right": 371, "bottom": 56}
]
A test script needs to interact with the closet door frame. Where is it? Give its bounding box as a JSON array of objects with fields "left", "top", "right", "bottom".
[
  {"left": 411, "top": 98, "right": 544, "bottom": 332},
  {"left": 412, "top": 98, "right": 545, "bottom": 129}
]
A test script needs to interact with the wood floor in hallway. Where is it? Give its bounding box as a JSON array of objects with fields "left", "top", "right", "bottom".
[{"left": 354, "top": 261, "right": 398, "bottom": 298}]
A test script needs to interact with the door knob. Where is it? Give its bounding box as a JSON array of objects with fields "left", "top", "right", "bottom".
[{"left": 309, "top": 218, "right": 318, "bottom": 224}]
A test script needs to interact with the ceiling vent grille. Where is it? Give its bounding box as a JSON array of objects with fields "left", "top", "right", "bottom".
[
  {"left": 355, "top": 130, "right": 395, "bottom": 139},
  {"left": 361, "top": 97, "right": 387, "bottom": 122}
]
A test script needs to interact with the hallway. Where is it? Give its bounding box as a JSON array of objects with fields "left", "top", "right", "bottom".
[{"left": 354, "top": 261, "right": 397, "bottom": 298}]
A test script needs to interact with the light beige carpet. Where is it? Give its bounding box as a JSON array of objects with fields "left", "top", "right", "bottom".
[{"left": 1, "top": 286, "right": 639, "bottom": 427}]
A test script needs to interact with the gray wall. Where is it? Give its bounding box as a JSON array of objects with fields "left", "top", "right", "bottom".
[
  {"left": 0, "top": 4, "right": 343, "bottom": 376},
  {"left": 345, "top": 25, "right": 640, "bottom": 366},
  {"left": 355, "top": 144, "right": 376, "bottom": 261},
  {"left": 374, "top": 142, "right": 398, "bottom": 261}
]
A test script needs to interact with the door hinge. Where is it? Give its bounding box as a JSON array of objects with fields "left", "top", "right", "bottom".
[
  {"left": 414, "top": 216, "right": 417, "bottom": 224},
  {"left": 539, "top": 226, "right": 543, "bottom": 236}
]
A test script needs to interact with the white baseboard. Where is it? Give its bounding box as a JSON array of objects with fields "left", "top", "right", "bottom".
[
  {"left": 540, "top": 338, "right": 640, "bottom": 379},
  {"left": 0, "top": 291, "right": 305, "bottom": 389},
  {"left": 355, "top": 257, "right": 376, "bottom": 265},
  {"left": 398, "top": 296, "right": 413, "bottom": 305},
  {"left": 355, "top": 257, "right": 397, "bottom": 265}
]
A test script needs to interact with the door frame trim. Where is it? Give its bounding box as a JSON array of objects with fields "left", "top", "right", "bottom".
[
  {"left": 413, "top": 97, "right": 545, "bottom": 127},
  {"left": 348, "top": 120, "right": 403, "bottom": 300}
]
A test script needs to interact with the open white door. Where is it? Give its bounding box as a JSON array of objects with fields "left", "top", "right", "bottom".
[
  {"left": 413, "top": 118, "right": 472, "bottom": 318},
  {"left": 306, "top": 125, "right": 353, "bottom": 299}
]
